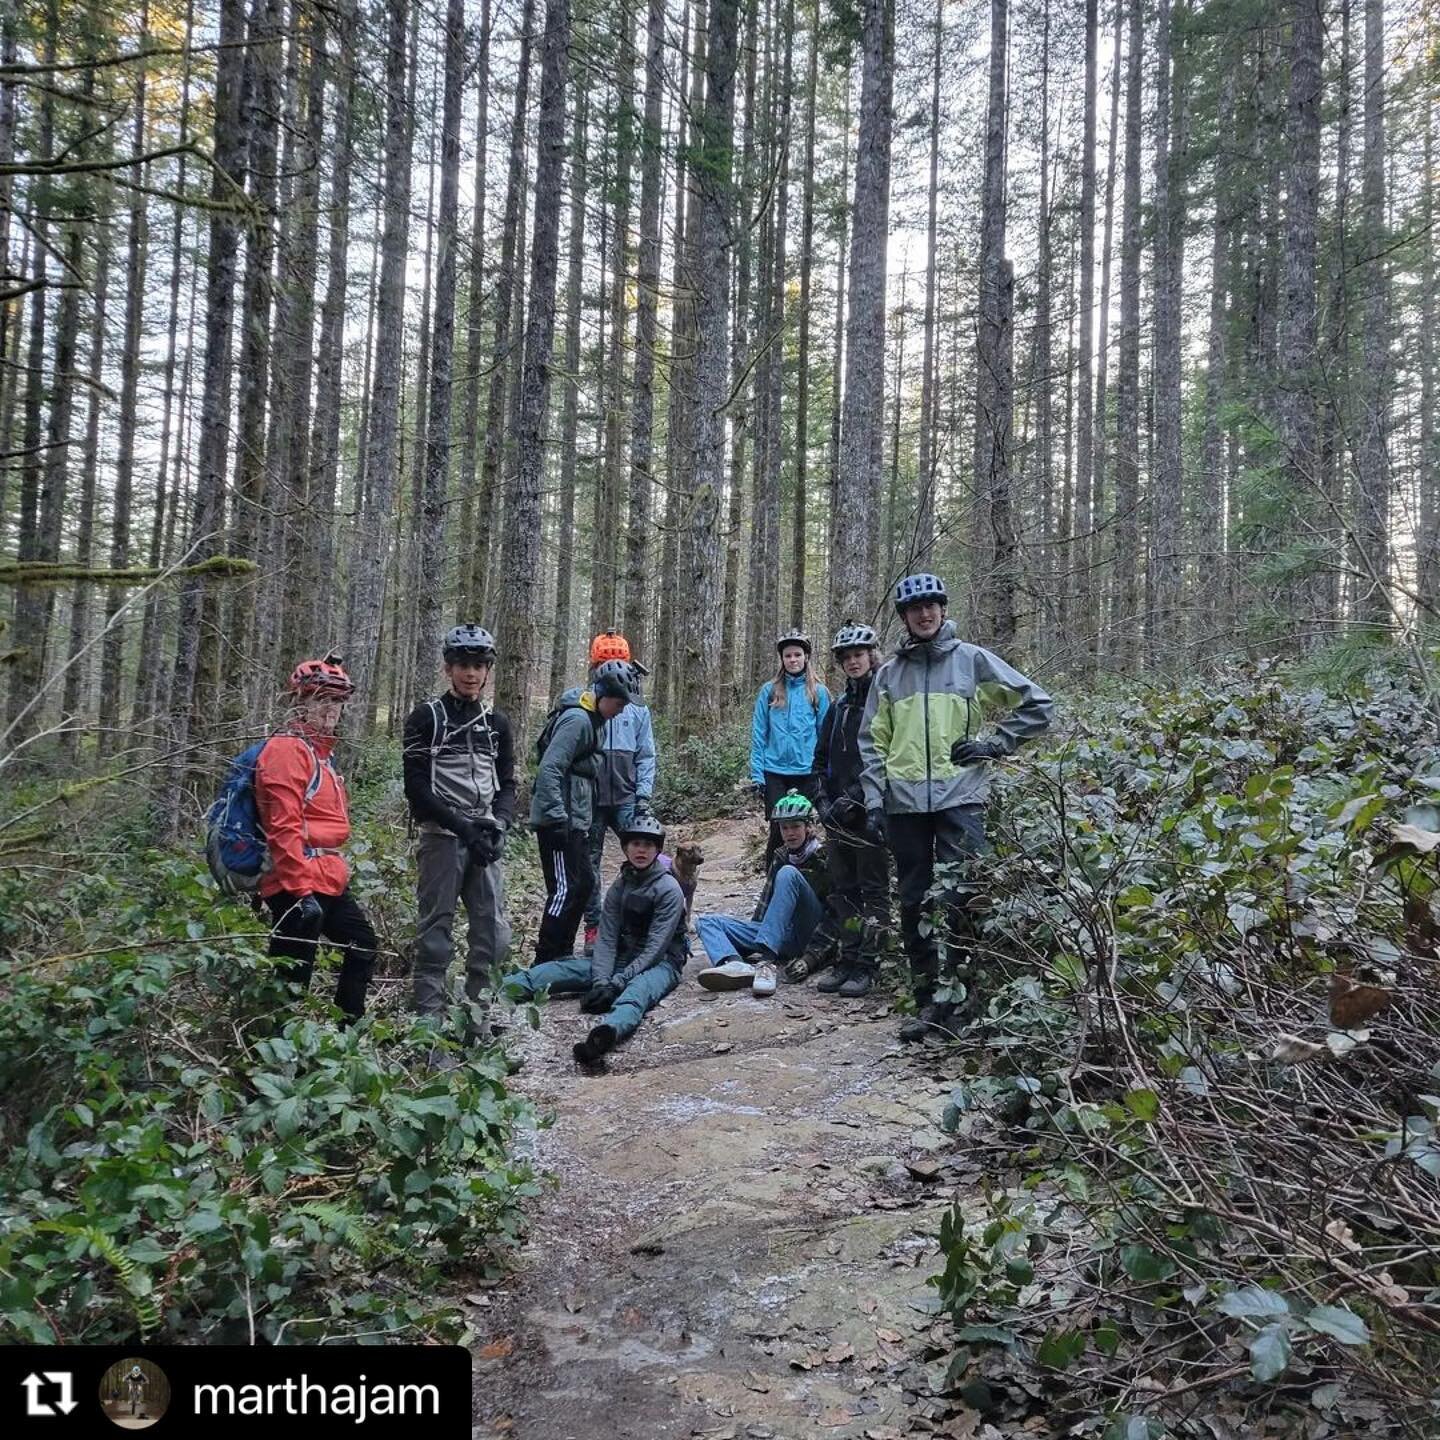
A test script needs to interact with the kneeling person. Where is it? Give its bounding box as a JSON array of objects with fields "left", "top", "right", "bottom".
[
  {"left": 506, "top": 814, "right": 687, "bottom": 1067},
  {"left": 695, "top": 790, "right": 830, "bottom": 998}
]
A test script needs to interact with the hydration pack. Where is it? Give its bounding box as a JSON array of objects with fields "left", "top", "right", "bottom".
[{"left": 204, "top": 738, "right": 321, "bottom": 896}]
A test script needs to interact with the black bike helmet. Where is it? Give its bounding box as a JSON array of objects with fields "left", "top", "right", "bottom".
[
  {"left": 776, "top": 628, "right": 812, "bottom": 656},
  {"left": 893, "top": 573, "right": 948, "bottom": 614},
  {"left": 592, "top": 658, "right": 640, "bottom": 702},
  {"left": 831, "top": 621, "right": 879, "bottom": 655},
  {"left": 443, "top": 623, "right": 497, "bottom": 662}
]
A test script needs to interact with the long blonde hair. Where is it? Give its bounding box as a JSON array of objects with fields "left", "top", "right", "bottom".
[{"left": 769, "top": 655, "right": 821, "bottom": 712}]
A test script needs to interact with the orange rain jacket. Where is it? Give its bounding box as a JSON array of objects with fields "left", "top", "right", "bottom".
[{"left": 254, "top": 725, "right": 351, "bottom": 898}]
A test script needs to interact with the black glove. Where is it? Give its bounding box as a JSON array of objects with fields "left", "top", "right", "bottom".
[
  {"left": 866, "top": 808, "right": 887, "bottom": 845},
  {"left": 951, "top": 738, "right": 1006, "bottom": 766},
  {"left": 832, "top": 796, "right": 864, "bottom": 829},
  {"left": 471, "top": 822, "right": 505, "bottom": 866},
  {"left": 581, "top": 978, "right": 622, "bottom": 1013},
  {"left": 293, "top": 894, "right": 324, "bottom": 929}
]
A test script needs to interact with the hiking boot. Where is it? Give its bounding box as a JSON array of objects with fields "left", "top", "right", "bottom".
[
  {"left": 837, "top": 969, "right": 874, "bottom": 998},
  {"left": 815, "top": 965, "right": 851, "bottom": 994},
  {"left": 898, "top": 1001, "right": 954, "bottom": 1043},
  {"left": 752, "top": 960, "right": 778, "bottom": 997},
  {"left": 697, "top": 959, "right": 757, "bottom": 992},
  {"left": 583, "top": 924, "right": 598, "bottom": 955},
  {"left": 573, "top": 1023, "right": 617, "bottom": 1068}
]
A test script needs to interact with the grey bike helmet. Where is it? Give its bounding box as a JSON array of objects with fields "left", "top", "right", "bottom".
[
  {"left": 831, "top": 621, "right": 879, "bottom": 654},
  {"left": 893, "top": 573, "right": 948, "bottom": 614},
  {"left": 443, "top": 623, "right": 496, "bottom": 661},
  {"left": 592, "top": 658, "right": 640, "bottom": 702},
  {"left": 776, "top": 628, "right": 812, "bottom": 655},
  {"left": 620, "top": 812, "right": 666, "bottom": 849}
]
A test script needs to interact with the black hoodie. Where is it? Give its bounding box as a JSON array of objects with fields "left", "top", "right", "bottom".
[{"left": 811, "top": 670, "right": 873, "bottom": 828}]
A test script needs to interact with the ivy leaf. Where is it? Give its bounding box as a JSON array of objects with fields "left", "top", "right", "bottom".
[
  {"left": 1248, "top": 1322, "right": 1292, "bottom": 1381},
  {"left": 1123, "top": 1089, "right": 1159, "bottom": 1123},
  {"left": 1119, "top": 1244, "right": 1174, "bottom": 1284},
  {"left": 1036, "top": 1329, "right": 1086, "bottom": 1369},
  {"left": 1305, "top": 1304, "right": 1370, "bottom": 1347},
  {"left": 1216, "top": 1285, "right": 1291, "bottom": 1319}
]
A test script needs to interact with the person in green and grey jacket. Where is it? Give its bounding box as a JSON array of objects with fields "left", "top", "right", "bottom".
[{"left": 859, "top": 573, "right": 1053, "bottom": 1041}]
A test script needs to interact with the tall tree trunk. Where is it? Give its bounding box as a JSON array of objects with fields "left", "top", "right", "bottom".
[
  {"left": 791, "top": 0, "right": 820, "bottom": 623},
  {"left": 1073, "top": 0, "right": 1098, "bottom": 675},
  {"left": 766, "top": 0, "right": 795, "bottom": 635},
  {"left": 828, "top": 0, "right": 893, "bottom": 637},
  {"left": 1113, "top": 0, "right": 1144, "bottom": 670},
  {"left": 550, "top": 85, "right": 589, "bottom": 696},
  {"left": 975, "top": 0, "right": 1014, "bottom": 651},
  {"left": 913, "top": 0, "right": 942, "bottom": 569},
  {"left": 344, "top": 0, "right": 413, "bottom": 723},
  {"left": 827, "top": 73, "right": 850, "bottom": 604},
  {"left": 1419, "top": 55, "right": 1437, "bottom": 616},
  {"left": 414, "top": 0, "right": 468, "bottom": 691},
  {"left": 1353, "top": 0, "right": 1389, "bottom": 629},
  {"left": 495, "top": 0, "right": 571, "bottom": 744},
  {"left": 476, "top": 0, "right": 537, "bottom": 628},
  {"left": 458, "top": 0, "right": 493, "bottom": 620},
  {"left": 306, "top": 0, "right": 356, "bottom": 646},
  {"left": 680, "top": 0, "right": 740, "bottom": 737},
  {"left": 1033, "top": 0, "right": 1052, "bottom": 652},
  {"left": 622, "top": 0, "right": 666, "bottom": 654},
  {"left": 160, "top": 0, "right": 248, "bottom": 831}
]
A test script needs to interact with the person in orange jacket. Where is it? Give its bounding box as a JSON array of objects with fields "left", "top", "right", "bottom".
[{"left": 255, "top": 655, "right": 376, "bottom": 1023}]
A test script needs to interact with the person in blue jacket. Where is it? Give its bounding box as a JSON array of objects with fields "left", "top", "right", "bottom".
[
  {"left": 565, "top": 631, "right": 659, "bottom": 953},
  {"left": 751, "top": 629, "right": 831, "bottom": 867}
]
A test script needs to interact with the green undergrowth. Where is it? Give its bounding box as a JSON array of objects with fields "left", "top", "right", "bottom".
[
  {"left": 0, "top": 798, "right": 540, "bottom": 1345},
  {"left": 925, "top": 664, "right": 1440, "bottom": 1437}
]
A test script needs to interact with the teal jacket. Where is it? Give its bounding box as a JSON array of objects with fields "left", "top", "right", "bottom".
[
  {"left": 528, "top": 693, "right": 603, "bottom": 833},
  {"left": 859, "top": 621, "right": 1053, "bottom": 814},
  {"left": 750, "top": 674, "right": 831, "bottom": 783}
]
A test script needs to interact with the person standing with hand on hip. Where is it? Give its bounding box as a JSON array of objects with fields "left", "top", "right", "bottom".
[
  {"left": 402, "top": 625, "right": 516, "bottom": 1046},
  {"left": 750, "top": 629, "right": 831, "bottom": 866},
  {"left": 859, "top": 574, "right": 1053, "bottom": 1041}
]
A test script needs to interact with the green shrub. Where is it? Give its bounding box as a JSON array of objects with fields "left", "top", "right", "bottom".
[{"left": 652, "top": 719, "right": 749, "bottom": 821}]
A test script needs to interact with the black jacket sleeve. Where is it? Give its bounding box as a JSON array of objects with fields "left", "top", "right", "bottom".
[
  {"left": 402, "top": 702, "right": 467, "bottom": 833},
  {"left": 811, "top": 703, "right": 837, "bottom": 798},
  {"left": 490, "top": 709, "right": 517, "bottom": 827}
]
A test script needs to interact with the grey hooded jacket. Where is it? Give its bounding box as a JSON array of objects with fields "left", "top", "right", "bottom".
[{"left": 590, "top": 860, "right": 688, "bottom": 987}]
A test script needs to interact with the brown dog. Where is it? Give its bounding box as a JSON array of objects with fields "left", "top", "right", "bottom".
[{"left": 669, "top": 841, "right": 705, "bottom": 919}]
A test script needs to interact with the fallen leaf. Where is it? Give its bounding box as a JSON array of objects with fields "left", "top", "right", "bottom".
[
  {"left": 1324, "top": 1218, "right": 1362, "bottom": 1253},
  {"left": 478, "top": 1335, "right": 514, "bottom": 1359},
  {"left": 875, "top": 1327, "right": 904, "bottom": 1344},
  {"left": 1390, "top": 822, "right": 1440, "bottom": 853},
  {"left": 864, "top": 1429, "right": 905, "bottom": 1440},
  {"left": 1271, "top": 1035, "right": 1327, "bottom": 1064},
  {"left": 905, "top": 1157, "right": 942, "bottom": 1182},
  {"left": 818, "top": 1408, "right": 853, "bottom": 1427},
  {"left": 563, "top": 1294, "right": 586, "bottom": 1313},
  {"left": 859, "top": 1295, "right": 879, "bottom": 1315},
  {"left": 1374, "top": 1270, "right": 1409, "bottom": 1305},
  {"left": 619, "top": 1306, "right": 645, "bottom": 1328},
  {"left": 742, "top": 1371, "right": 771, "bottom": 1394},
  {"left": 465, "top": 1292, "right": 493, "bottom": 1307},
  {"left": 790, "top": 1351, "right": 822, "bottom": 1371},
  {"left": 1330, "top": 974, "right": 1392, "bottom": 1028},
  {"left": 825, "top": 1341, "right": 855, "bottom": 1364},
  {"left": 713, "top": 1042, "right": 734, "bottom": 1055}
]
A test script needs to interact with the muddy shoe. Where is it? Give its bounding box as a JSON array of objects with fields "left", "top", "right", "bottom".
[
  {"left": 573, "top": 1023, "right": 617, "bottom": 1069},
  {"left": 838, "top": 969, "right": 874, "bottom": 998},
  {"left": 697, "top": 959, "right": 758, "bottom": 991},
  {"left": 899, "top": 1001, "right": 954, "bottom": 1043},
  {"left": 815, "top": 965, "right": 852, "bottom": 994},
  {"left": 752, "top": 960, "right": 778, "bottom": 997}
]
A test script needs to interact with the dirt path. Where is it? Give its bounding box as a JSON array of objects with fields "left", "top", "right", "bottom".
[{"left": 469, "top": 817, "right": 987, "bottom": 1440}]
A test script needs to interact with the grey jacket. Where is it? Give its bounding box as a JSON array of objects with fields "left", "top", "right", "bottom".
[
  {"left": 528, "top": 697, "right": 603, "bottom": 833},
  {"left": 859, "top": 621, "right": 1053, "bottom": 814},
  {"left": 590, "top": 860, "right": 688, "bottom": 987}
]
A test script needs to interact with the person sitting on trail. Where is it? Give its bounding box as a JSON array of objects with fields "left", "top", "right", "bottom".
[
  {"left": 796, "top": 621, "right": 890, "bottom": 998},
  {"left": 559, "top": 631, "right": 658, "bottom": 954},
  {"left": 751, "top": 630, "right": 830, "bottom": 868},
  {"left": 506, "top": 813, "right": 688, "bottom": 1069},
  {"left": 254, "top": 655, "right": 376, "bottom": 1023},
  {"left": 859, "top": 573, "right": 1053, "bottom": 1042},
  {"left": 694, "top": 790, "right": 832, "bottom": 999},
  {"left": 402, "top": 625, "right": 516, "bottom": 1044},
  {"left": 530, "top": 658, "right": 641, "bottom": 966}
]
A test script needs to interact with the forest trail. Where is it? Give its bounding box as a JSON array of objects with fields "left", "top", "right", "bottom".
[{"left": 469, "top": 816, "right": 983, "bottom": 1440}]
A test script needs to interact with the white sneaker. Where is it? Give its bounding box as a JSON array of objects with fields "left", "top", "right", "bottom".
[
  {"left": 697, "top": 959, "right": 757, "bottom": 992},
  {"left": 752, "top": 961, "right": 778, "bottom": 997}
]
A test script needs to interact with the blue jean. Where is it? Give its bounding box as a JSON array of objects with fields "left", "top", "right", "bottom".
[
  {"left": 585, "top": 802, "right": 638, "bottom": 928},
  {"left": 695, "top": 865, "right": 825, "bottom": 964},
  {"left": 505, "top": 954, "right": 680, "bottom": 1040}
]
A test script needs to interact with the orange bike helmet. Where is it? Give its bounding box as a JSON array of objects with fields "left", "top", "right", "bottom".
[
  {"left": 288, "top": 653, "right": 355, "bottom": 699},
  {"left": 589, "top": 630, "right": 631, "bottom": 665}
]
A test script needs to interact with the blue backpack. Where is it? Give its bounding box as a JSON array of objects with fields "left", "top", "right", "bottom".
[{"left": 205, "top": 738, "right": 321, "bottom": 897}]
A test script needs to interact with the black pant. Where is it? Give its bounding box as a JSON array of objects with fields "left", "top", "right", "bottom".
[
  {"left": 763, "top": 770, "right": 821, "bottom": 868},
  {"left": 887, "top": 806, "right": 986, "bottom": 998},
  {"left": 536, "top": 825, "right": 595, "bottom": 967},
  {"left": 825, "top": 820, "right": 890, "bottom": 969},
  {"left": 266, "top": 888, "right": 377, "bottom": 1022}
]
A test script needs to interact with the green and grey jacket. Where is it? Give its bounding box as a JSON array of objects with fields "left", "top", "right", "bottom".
[
  {"left": 859, "top": 621, "right": 1053, "bottom": 815},
  {"left": 590, "top": 860, "right": 689, "bottom": 986}
]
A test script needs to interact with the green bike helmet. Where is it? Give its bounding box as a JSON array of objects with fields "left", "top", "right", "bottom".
[{"left": 771, "top": 789, "right": 817, "bottom": 822}]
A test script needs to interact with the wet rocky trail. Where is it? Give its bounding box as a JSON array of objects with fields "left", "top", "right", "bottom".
[{"left": 468, "top": 816, "right": 995, "bottom": 1440}]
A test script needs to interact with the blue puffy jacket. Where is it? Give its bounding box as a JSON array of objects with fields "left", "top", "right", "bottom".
[{"left": 750, "top": 674, "right": 831, "bottom": 784}]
